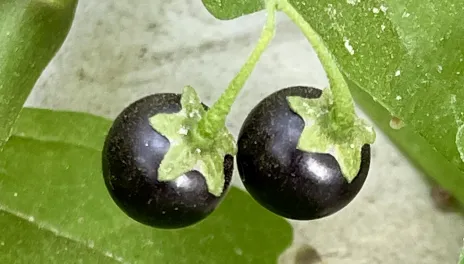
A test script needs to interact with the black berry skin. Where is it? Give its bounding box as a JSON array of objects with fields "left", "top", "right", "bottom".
[
  {"left": 236, "top": 86, "right": 370, "bottom": 220},
  {"left": 102, "top": 93, "right": 233, "bottom": 229}
]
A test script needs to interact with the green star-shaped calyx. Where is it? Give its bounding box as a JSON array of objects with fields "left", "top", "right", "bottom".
[
  {"left": 149, "top": 86, "right": 237, "bottom": 196},
  {"left": 287, "top": 88, "right": 376, "bottom": 182}
]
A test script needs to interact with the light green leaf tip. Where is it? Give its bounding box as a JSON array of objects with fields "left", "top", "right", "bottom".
[
  {"left": 149, "top": 86, "right": 236, "bottom": 196},
  {"left": 287, "top": 89, "right": 375, "bottom": 182},
  {"left": 458, "top": 239, "right": 464, "bottom": 264}
]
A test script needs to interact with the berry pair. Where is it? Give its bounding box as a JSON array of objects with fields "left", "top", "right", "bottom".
[{"left": 101, "top": 85, "right": 371, "bottom": 229}]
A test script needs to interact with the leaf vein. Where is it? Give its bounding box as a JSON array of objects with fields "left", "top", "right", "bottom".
[
  {"left": 0, "top": 205, "right": 127, "bottom": 263},
  {"left": 8, "top": 135, "right": 102, "bottom": 153}
]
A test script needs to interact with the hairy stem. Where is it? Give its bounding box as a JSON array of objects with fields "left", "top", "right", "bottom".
[
  {"left": 278, "top": 0, "right": 356, "bottom": 129},
  {"left": 192, "top": 0, "right": 277, "bottom": 143}
]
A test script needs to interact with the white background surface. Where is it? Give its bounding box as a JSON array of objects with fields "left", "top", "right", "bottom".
[{"left": 26, "top": 0, "right": 464, "bottom": 263}]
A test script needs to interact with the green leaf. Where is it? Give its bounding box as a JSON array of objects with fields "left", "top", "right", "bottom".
[
  {"left": 11, "top": 107, "right": 111, "bottom": 150},
  {"left": 284, "top": 0, "right": 464, "bottom": 171},
  {"left": 201, "top": 0, "right": 264, "bottom": 20},
  {"left": 0, "top": 0, "right": 77, "bottom": 148},
  {"left": 459, "top": 241, "right": 464, "bottom": 264},
  {"left": 150, "top": 86, "right": 237, "bottom": 196},
  {"left": 0, "top": 211, "right": 118, "bottom": 264},
  {"left": 348, "top": 78, "right": 464, "bottom": 205},
  {"left": 0, "top": 107, "right": 293, "bottom": 263},
  {"left": 286, "top": 0, "right": 464, "bottom": 198},
  {"left": 203, "top": 0, "right": 464, "bottom": 203}
]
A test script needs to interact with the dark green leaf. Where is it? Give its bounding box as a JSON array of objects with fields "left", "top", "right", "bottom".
[
  {"left": 201, "top": 0, "right": 264, "bottom": 20},
  {"left": 0, "top": 0, "right": 77, "bottom": 148},
  {"left": 201, "top": 0, "right": 464, "bottom": 203},
  {"left": 285, "top": 0, "right": 464, "bottom": 170},
  {"left": 289, "top": 0, "right": 464, "bottom": 203},
  {"left": 11, "top": 108, "right": 111, "bottom": 150},
  {"left": 0, "top": 108, "right": 292, "bottom": 263},
  {"left": 348, "top": 78, "right": 464, "bottom": 206}
]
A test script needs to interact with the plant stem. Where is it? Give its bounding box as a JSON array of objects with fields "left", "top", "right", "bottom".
[
  {"left": 192, "top": 0, "right": 277, "bottom": 143},
  {"left": 278, "top": 0, "right": 356, "bottom": 128}
]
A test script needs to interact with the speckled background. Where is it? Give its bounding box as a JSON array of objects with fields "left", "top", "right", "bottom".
[{"left": 26, "top": 0, "right": 464, "bottom": 263}]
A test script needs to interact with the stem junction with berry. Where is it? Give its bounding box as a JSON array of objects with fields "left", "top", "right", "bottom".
[{"left": 150, "top": 0, "right": 376, "bottom": 197}]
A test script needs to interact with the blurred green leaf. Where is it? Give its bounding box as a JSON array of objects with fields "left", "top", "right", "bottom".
[
  {"left": 0, "top": 0, "right": 77, "bottom": 148},
  {"left": 458, "top": 240, "right": 464, "bottom": 264},
  {"left": 0, "top": 108, "right": 293, "bottom": 263}
]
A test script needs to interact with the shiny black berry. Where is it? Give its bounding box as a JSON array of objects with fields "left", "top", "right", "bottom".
[
  {"left": 236, "top": 86, "right": 370, "bottom": 220},
  {"left": 102, "top": 93, "right": 233, "bottom": 229}
]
